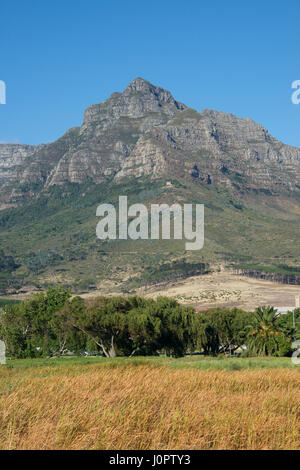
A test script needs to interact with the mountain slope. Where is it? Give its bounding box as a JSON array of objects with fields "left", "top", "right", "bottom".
[{"left": 0, "top": 78, "right": 299, "bottom": 294}]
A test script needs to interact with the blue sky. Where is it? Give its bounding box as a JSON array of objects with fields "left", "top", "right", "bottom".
[{"left": 1, "top": 0, "right": 300, "bottom": 147}]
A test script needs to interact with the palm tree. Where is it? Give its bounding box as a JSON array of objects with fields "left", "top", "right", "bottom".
[
  {"left": 247, "top": 306, "right": 286, "bottom": 356},
  {"left": 254, "top": 306, "right": 279, "bottom": 327}
]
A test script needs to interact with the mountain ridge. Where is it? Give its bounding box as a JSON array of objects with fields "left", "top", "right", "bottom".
[{"left": 0, "top": 77, "right": 299, "bottom": 209}]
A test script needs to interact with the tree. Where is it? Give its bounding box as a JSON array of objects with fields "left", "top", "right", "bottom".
[
  {"left": 51, "top": 296, "right": 87, "bottom": 355},
  {"left": 194, "top": 316, "right": 220, "bottom": 355},
  {"left": 196, "top": 308, "right": 251, "bottom": 355},
  {"left": 64, "top": 296, "right": 143, "bottom": 357},
  {"left": 62, "top": 295, "right": 197, "bottom": 358},
  {"left": 246, "top": 306, "right": 293, "bottom": 356},
  {"left": 0, "top": 303, "right": 32, "bottom": 358},
  {"left": 0, "top": 287, "right": 71, "bottom": 358},
  {"left": 277, "top": 308, "right": 300, "bottom": 340},
  {"left": 147, "top": 297, "right": 197, "bottom": 357}
]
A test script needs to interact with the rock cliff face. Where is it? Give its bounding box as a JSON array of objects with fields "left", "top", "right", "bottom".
[
  {"left": 118, "top": 107, "right": 300, "bottom": 192},
  {"left": 0, "top": 144, "right": 36, "bottom": 186},
  {"left": 1, "top": 77, "right": 299, "bottom": 208},
  {"left": 0, "top": 143, "right": 37, "bottom": 209}
]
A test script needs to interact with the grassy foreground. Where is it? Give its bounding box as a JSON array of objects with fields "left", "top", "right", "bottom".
[{"left": 0, "top": 357, "right": 299, "bottom": 450}]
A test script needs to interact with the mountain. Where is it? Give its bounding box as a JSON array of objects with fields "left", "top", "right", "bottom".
[
  {"left": 2, "top": 77, "right": 300, "bottom": 207},
  {"left": 0, "top": 78, "right": 299, "bottom": 294},
  {"left": 0, "top": 78, "right": 187, "bottom": 209}
]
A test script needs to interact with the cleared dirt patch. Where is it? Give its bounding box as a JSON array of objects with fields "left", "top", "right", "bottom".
[{"left": 137, "top": 271, "right": 300, "bottom": 310}]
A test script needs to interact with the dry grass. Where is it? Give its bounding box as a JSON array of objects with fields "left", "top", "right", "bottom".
[{"left": 0, "top": 364, "right": 299, "bottom": 450}]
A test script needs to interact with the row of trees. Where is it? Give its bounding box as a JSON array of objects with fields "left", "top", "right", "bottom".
[{"left": 0, "top": 287, "right": 298, "bottom": 358}]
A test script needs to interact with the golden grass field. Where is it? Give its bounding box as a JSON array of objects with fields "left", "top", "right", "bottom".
[{"left": 0, "top": 360, "right": 299, "bottom": 450}]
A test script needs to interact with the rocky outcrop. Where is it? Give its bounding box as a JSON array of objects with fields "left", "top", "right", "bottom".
[
  {"left": 0, "top": 143, "right": 36, "bottom": 186},
  {"left": 83, "top": 77, "right": 187, "bottom": 126},
  {"left": 0, "top": 78, "right": 300, "bottom": 208},
  {"left": 0, "top": 143, "right": 37, "bottom": 209},
  {"left": 121, "top": 107, "right": 300, "bottom": 191}
]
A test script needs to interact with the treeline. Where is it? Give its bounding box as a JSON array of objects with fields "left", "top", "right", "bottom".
[
  {"left": 126, "top": 261, "right": 210, "bottom": 290},
  {"left": 0, "top": 287, "right": 298, "bottom": 359},
  {"left": 234, "top": 264, "right": 300, "bottom": 286}
]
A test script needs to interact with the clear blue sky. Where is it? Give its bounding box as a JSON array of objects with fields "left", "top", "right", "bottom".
[{"left": 1, "top": 0, "right": 300, "bottom": 147}]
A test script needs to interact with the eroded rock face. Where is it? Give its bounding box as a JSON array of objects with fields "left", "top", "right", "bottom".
[
  {"left": 0, "top": 143, "right": 37, "bottom": 209},
  {"left": 0, "top": 78, "right": 299, "bottom": 208},
  {"left": 43, "top": 78, "right": 187, "bottom": 188},
  {"left": 125, "top": 108, "right": 300, "bottom": 191},
  {"left": 83, "top": 78, "right": 186, "bottom": 125},
  {"left": 0, "top": 144, "right": 36, "bottom": 184}
]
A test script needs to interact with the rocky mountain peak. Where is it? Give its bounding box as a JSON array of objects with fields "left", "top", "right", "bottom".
[
  {"left": 124, "top": 77, "right": 186, "bottom": 110},
  {"left": 124, "top": 77, "right": 153, "bottom": 92},
  {"left": 0, "top": 79, "right": 300, "bottom": 209},
  {"left": 83, "top": 77, "right": 187, "bottom": 126}
]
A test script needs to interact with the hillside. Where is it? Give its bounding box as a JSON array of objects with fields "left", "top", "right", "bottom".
[{"left": 0, "top": 78, "right": 299, "bottom": 294}]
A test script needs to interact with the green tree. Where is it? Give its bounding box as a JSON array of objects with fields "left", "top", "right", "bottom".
[
  {"left": 63, "top": 295, "right": 197, "bottom": 358},
  {"left": 194, "top": 315, "right": 220, "bottom": 355},
  {"left": 64, "top": 296, "right": 143, "bottom": 357},
  {"left": 195, "top": 308, "right": 251, "bottom": 355},
  {"left": 146, "top": 297, "right": 197, "bottom": 357},
  {"left": 0, "top": 287, "right": 71, "bottom": 358},
  {"left": 206, "top": 308, "right": 251, "bottom": 354},
  {"left": 246, "top": 306, "right": 293, "bottom": 356}
]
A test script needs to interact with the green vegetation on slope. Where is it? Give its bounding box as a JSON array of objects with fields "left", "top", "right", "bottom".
[{"left": 0, "top": 178, "right": 299, "bottom": 294}]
